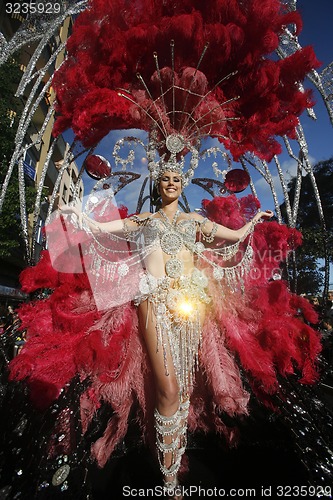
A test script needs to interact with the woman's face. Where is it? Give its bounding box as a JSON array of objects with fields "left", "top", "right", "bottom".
[{"left": 158, "top": 171, "right": 182, "bottom": 201}]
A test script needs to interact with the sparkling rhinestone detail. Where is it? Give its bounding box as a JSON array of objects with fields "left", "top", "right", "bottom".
[
  {"left": 165, "top": 258, "right": 183, "bottom": 278},
  {"left": 160, "top": 232, "right": 183, "bottom": 255},
  {"left": 51, "top": 464, "right": 71, "bottom": 487},
  {"left": 166, "top": 134, "right": 185, "bottom": 154}
]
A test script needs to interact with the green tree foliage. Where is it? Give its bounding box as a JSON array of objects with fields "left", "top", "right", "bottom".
[
  {"left": 0, "top": 56, "right": 36, "bottom": 261},
  {"left": 280, "top": 158, "right": 333, "bottom": 294},
  {"left": 0, "top": 57, "right": 22, "bottom": 157}
]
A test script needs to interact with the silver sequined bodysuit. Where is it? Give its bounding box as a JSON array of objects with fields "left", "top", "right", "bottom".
[
  {"left": 82, "top": 209, "right": 254, "bottom": 392},
  {"left": 129, "top": 213, "right": 210, "bottom": 395}
]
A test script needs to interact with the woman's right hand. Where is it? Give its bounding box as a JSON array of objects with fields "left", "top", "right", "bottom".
[{"left": 58, "top": 204, "right": 83, "bottom": 229}]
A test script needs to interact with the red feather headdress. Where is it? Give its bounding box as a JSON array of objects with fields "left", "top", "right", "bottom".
[{"left": 52, "top": 0, "right": 320, "bottom": 167}]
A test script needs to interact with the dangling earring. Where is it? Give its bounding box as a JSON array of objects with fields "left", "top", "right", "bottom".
[{"left": 152, "top": 184, "right": 161, "bottom": 207}]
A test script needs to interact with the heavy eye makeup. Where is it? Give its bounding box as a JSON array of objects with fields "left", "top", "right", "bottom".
[{"left": 161, "top": 176, "right": 181, "bottom": 183}]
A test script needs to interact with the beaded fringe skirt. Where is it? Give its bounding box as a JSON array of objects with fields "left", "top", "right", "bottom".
[{"left": 135, "top": 268, "right": 211, "bottom": 395}]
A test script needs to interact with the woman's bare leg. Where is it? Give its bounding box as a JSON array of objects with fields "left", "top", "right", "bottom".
[
  {"left": 138, "top": 300, "right": 206, "bottom": 497},
  {"left": 138, "top": 301, "right": 182, "bottom": 496},
  {"left": 138, "top": 300, "right": 180, "bottom": 415}
]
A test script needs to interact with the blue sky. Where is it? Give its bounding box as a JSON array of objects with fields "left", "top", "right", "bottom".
[
  {"left": 292, "top": 0, "right": 332, "bottom": 161},
  {"left": 297, "top": 0, "right": 332, "bottom": 161},
  {"left": 72, "top": 1, "right": 333, "bottom": 216}
]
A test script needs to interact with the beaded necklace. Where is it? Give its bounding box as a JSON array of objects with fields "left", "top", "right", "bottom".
[{"left": 158, "top": 208, "right": 181, "bottom": 226}]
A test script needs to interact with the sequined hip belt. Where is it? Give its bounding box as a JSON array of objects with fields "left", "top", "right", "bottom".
[
  {"left": 134, "top": 268, "right": 211, "bottom": 316},
  {"left": 136, "top": 268, "right": 210, "bottom": 394}
]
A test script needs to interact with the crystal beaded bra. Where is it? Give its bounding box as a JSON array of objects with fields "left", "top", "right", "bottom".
[
  {"left": 67, "top": 209, "right": 254, "bottom": 310},
  {"left": 129, "top": 214, "right": 198, "bottom": 247}
]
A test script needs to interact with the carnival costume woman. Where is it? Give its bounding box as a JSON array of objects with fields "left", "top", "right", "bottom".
[
  {"left": 52, "top": 161, "right": 274, "bottom": 492},
  {"left": 6, "top": 0, "right": 325, "bottom": 496},
  {"left": 10, "top": 173, "right": 321, "bottom": 496}
]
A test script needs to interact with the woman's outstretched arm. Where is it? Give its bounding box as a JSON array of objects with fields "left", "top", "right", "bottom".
[
  {"left": 58, "top": 204, "right": 151, "bottom": 235},
  {"left": 193, "top": 210, "right": 274, "bottom": 243}
]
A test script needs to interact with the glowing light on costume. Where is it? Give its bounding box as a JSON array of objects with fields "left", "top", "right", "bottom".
[{"left": 178, "top": 300, "right": 194, "bottom": 317}]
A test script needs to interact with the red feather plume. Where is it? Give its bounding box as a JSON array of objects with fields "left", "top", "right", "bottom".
[{"left": 52, "top": 0, "right": 320, "bottom": 160}]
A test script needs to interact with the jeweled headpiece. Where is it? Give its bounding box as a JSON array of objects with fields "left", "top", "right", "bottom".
[
  {"left": 147, "top": 133, "right": 199, "bottom": 187},
  {"left": 117, "top": 44, "right": 236, "bottom": 188}
]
